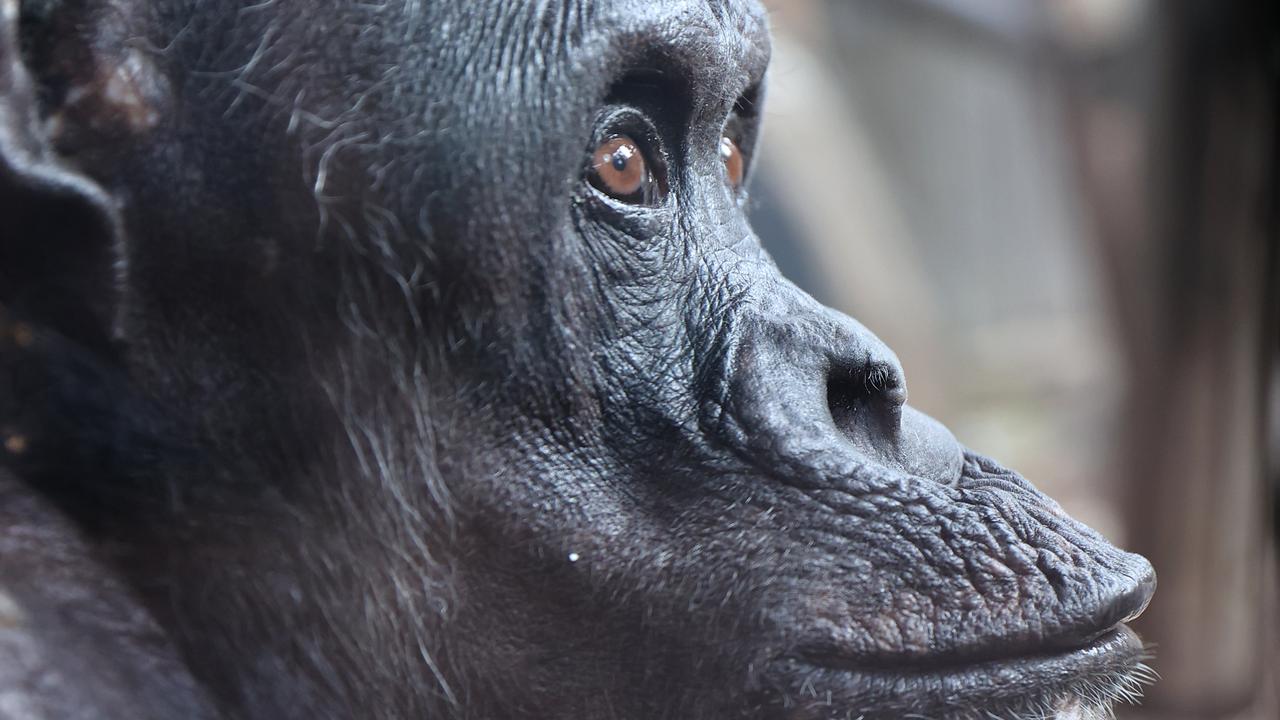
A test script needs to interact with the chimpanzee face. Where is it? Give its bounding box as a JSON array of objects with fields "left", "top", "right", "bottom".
[{"left": 2, "top": 1, "right": 1154, "bottom": 718}]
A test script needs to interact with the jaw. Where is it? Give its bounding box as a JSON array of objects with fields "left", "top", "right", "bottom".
[{"left": 755, "top": 624, "right": 1155, "bottom": 720}]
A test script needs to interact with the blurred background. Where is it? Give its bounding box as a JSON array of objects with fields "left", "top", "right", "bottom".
[{"left": 753, "top": 1, "right": 1277, "bottom": 718}]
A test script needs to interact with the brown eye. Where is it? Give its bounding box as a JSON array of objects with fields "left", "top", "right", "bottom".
[
  {"left": 589, "top": 135, "right": 655, "bottom": 204},
  {"left": 720, "top": 136, "right": 744, "bottom": 191}
]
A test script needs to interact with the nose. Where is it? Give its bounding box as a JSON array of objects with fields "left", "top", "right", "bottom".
[
  {"left": 724, "top": 294, "right": 963, "bottom": 485},
  {"left": 825, "top": 357, "right": 963, "bottom": 485}
]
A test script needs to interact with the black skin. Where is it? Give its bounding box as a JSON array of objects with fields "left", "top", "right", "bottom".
[{"left": 0, "top": 1, "right": 1155, "bottom": 718}]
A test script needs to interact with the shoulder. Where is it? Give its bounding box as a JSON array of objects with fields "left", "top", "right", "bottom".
[{"left": 0, "top": 470, "right": 219, "bottom": 720}]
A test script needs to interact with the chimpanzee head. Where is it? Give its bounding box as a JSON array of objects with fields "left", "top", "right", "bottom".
[{"left": 1, "top": 0, "right": 1154, "bottom": 718}]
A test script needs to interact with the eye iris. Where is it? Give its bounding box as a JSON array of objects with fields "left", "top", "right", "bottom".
[
  {"left": 590, "top": 136, "right": 648, "bottom": 200},
  {"left": 720, "top": 136, "right": 744, "bottom": 190}
]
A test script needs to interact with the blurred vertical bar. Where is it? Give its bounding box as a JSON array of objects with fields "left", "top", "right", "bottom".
[{"left": 1058, "top": 0, "right": 1277, "bottom": 717}]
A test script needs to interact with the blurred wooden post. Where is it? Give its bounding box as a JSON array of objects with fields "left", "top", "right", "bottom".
[{"left": 1059, "top": 1, "right": 1277, "bottom": 717}]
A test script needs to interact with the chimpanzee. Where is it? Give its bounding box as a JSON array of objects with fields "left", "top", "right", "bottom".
[{"left": 0, "top": 1, "right": 1155, "bottom": 718}]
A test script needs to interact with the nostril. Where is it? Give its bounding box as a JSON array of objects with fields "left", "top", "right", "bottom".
[
  {"left": 826, "top": 357, "right": 964, "bottom": 485},
  {"left": 825, "top": 361, "right": 904, "bottom": 438}
]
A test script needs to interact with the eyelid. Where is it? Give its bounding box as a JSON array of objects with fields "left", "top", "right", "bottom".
[{"left": 593, "top": 107, "right": 665, "bottom": 161}]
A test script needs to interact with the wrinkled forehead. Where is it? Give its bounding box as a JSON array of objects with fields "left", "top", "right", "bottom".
[
  {"left": 161, "top": 0, "right": 769, "bottom": 129},
  {"left": 141, "top": 0, "right": 772, "bottom": 234},
  {"left": 577, "top": 0, "right": 772, "bottom": 87},
  {"left": 348, "top": 0, "right": 772, "bottom": 115}
]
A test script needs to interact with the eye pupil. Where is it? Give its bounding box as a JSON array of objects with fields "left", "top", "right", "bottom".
[{"left": 611, "top": 153, "right": 628, "bottom": 172}]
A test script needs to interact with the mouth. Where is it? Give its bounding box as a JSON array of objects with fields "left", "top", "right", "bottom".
[{"left": 760, "top": 624, "right": 1155, "bottom": 720}]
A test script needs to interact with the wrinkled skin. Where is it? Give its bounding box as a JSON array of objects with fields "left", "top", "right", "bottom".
[{"left": 0, "top": 1, "right": 1154, "bottom": 719}]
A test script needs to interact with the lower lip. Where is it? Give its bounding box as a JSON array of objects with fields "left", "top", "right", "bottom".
[{"left": 761, "top": 625, "right": 1145, "bottom": 718}]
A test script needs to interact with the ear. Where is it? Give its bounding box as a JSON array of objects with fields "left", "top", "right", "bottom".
[{"left": 0, "top": 0, "right": 122, "bottom": 355}]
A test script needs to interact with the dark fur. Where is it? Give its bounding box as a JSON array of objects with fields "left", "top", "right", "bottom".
[{"left": 0, "top": 1, "right": 1154, "bottom": 718}]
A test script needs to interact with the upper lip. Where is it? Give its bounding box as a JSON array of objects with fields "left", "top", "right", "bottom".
[
  {"left": 764, "top": 624, "right": 1151, "bottom": 720},
  {"left": 796, "top": 625, "right": 1131, "bottom": 675},
  {"left": 796, "top": 565, "right": 1157, "bottom": 673},
  {"left": 1045, "top": 565, "right": 1156, "bottom": 652}
]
